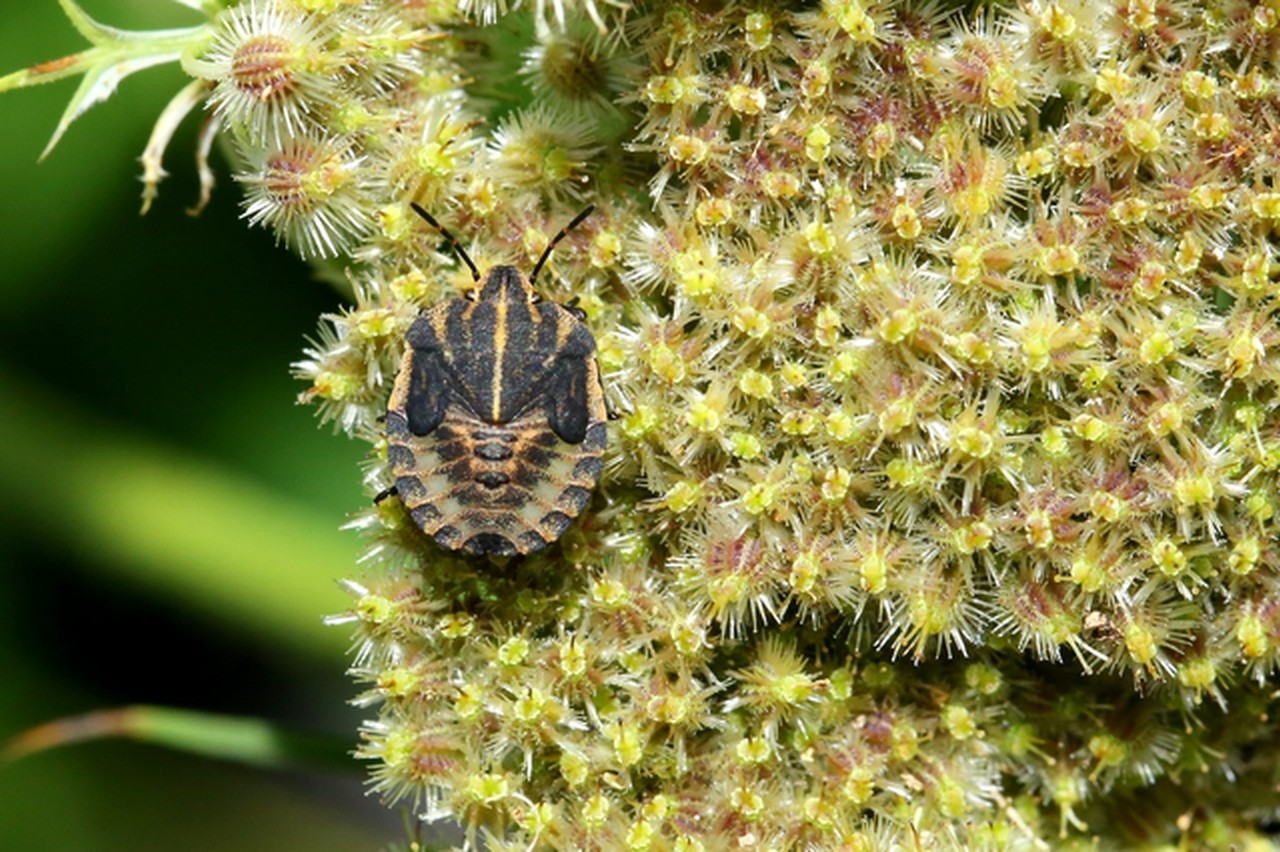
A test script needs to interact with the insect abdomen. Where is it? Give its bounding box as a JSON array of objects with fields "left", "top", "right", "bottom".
[{"left": 385, "top": 402, "right": 605, "bottom": 556}]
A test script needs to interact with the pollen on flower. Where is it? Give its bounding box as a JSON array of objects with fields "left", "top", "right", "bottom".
[
  {"left": 761, "top": 170, "right": 801, "bottom": 199},
  {"left": 953, "top": 520, "right": 993, "bottom": 555},
  {"left": 788, "top": 549, "right": 821, "bottom": 596},
  {"left": 1016, "top": 314, "right": 1062, "bottom": 372},
  {"left": 953, "top": 425, "right": 995, "bottom": 459},
  {"left": 1070, "top": 414, "right": 1110, "bottom": 444},
  {"left": 824, "top": 408, "right": 857, "bottom": 442},
  {"left": 646, "top": 342, "right": 688, "bottom": 384},
  {"left": 661, "top": 480, "right": 704, "bottom": 514},
  {"left": 1017, "top": 145, "right": 1055, "bottom": 177},
  {"left": 622, "top": 403, "right": 660, "bottom": 439},
  {"left": 684, "top": 398, "right": 723, "bottom": 433},
  {"left": 820, "top": 0, "right": 879, "bottom": 42},
  {"left": 1036, "top": 243, "right": 1080, "bottom": 277},
  {"left": 732, "top": 306, "right": 772, "bottom": 339},
  {"left": 1109, "top": 196, "right": 1150, "bottom": 225},
  {"left": 309, "top": 367, "right": 360, "bottom": 403},
  {"left": 805, "top": 124, "right": 833, "bottom": 163},
  {"left": 781, "top": 410, "right": 818, "bottom": 436},
  {"left": 1191, "top": 110, "right": 1231, "bottom": 141},
  {"left": 728, "top": 429, "right": 763, "bottom": 459},
  {"left": 856, "top": 543, "right": 891, "bottom": 594},
  {"left": 1173, "top": 473, "right": 1215, "bottom": 508},
  {"left": 820, "top": 466, "right": 853, "bottom": 501},
  {"left": 742, "top": 481, "right": 780, "bottom": 516},
  {"left": 694, "top": 197, "right": 734, "bottom": 227},
  {"left": 803, "top": 219, "right": 837, "bottom": 255},
  {"left": 413, "top": 141, "right": 455, "bottom": 178},
  {"left": 668, "top": 134, "right": 711, "bottom": 165},
  {"left": 644, "top": 73, "right": 696, "bottom": 106},
  {"left": 1095, "top": 64, "right": 1133, "bottom": 98},
  {"left": 1123, "top": 117, "right": 1162, "bottom": 154},
  {"left": 891, "top": 200, "right": 922, "bottom": 239},
  {"left": 1059, "top": 139, "right": 1100, "bottom": 169},
  {"left": 878, "top": 307, "right": 919, "bottom": 344},
  {"left": 726, "top": 84, "right": 766, "bottom": 115},
  {"left": 590, "top": 230, "right": 622, "bottom": 267},
  {"left": 736, "top": 368, "right": 774, "bottom": 399}
]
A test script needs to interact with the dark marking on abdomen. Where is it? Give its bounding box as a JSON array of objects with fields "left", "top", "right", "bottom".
[
  {"left": 541, "top": 511, "right": 573, "bottom": 537},
  {"left": 385, "top": 411, "right": 410, "bottom": 440},
  {"left": 558, "top": 485, "right": 592, "bottom": 513},
  {"left": 388, "top": 444, "right": 416, "bottom": 470},
  {"left": 582, "top": 422, "right": 608, "bottom": 451},
  {"left": 476, "top": 442, "right": 514, "bottom": 461},
  {"left": 434, "top": 524, "right": 462, "bottom": 549},
  {"left": 517, "top": 530, "right": 551, "bottom": 552},
  {"left": 396, "top": 476, "right": 428, "bottom": 503},
  {"left": 411, "top": 503, "right": 442, "bottom": 528},
  {"left": 463, "top": 532, "right": 518, "bottom": 556},
  {"left": 573, "top": 456, "right": 603, "bottom": 481},
  {"left": 475, "top": 470, "right": 511, "bottom": 489},
  {"left": 432, "top": 439, "right": 468, "bottom": 463}
]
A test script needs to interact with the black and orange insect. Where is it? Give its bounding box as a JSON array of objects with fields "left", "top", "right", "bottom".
[{"left": 384, "top": 204, "right": 606, "bottom": 556}]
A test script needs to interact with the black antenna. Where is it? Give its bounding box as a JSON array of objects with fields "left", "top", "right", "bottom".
[
  {"left": 409, "top": 202, "right": 480, "bottom": 282},
  {"left": 530, "top": 205, "right": 595, "bottom": 285}
]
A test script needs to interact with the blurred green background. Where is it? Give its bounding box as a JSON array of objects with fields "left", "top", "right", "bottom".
[{"left": 0, "top": 2, "right": 409, "bottom": 848}]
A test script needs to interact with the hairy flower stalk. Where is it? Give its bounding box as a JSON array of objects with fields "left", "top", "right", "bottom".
[{"left": 9, "top": 0, "right": 1280, "bottom": 846}]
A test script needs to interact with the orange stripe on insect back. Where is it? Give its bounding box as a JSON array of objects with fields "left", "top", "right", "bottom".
[
  {"left": 555, "top": 312, "right": 573, "bottom": 349},
  {"left": 524, "top": 280, "right": 541, "bottom": 322},
  {"left": 491, "top": 285, "right": 508, "bottom": 422},
  {"left": 430, "top": 308, "right": 451, "bottom": 360}
]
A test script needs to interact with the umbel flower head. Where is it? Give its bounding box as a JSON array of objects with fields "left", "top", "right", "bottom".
[
  {"left": 9, "top": 0, "right": 1280, "bottom": 846},
  {"left": 294, "top": 0, "right": 1280, "bottom": 841}
]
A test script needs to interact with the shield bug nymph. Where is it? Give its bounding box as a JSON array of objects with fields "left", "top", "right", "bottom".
[{"left": 385, "top": 204, "right": 607, "bottom": 557}]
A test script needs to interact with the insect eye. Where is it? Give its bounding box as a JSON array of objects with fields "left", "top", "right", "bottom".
[
  {"left": 531, "top": 292, "right": 544, "bottom": 304},
  {"left": 464, "top": 288, "right": 478, "bottom": 302}
]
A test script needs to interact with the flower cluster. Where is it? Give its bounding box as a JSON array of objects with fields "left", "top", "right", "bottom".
[{"left": 12, "top": 0, "right": 1280, "bottom": 846}]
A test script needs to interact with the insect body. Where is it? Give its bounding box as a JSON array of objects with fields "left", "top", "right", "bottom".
[{"left": 385, "top": 205, "right": 606, "bottom": 556}]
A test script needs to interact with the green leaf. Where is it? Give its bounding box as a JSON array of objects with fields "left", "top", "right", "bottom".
[
  {"left": 5, "top": 705, "right": 353, "bottom": 772},
  {"left": 0, "top": 370, "right": 361, "bottom": 660}
]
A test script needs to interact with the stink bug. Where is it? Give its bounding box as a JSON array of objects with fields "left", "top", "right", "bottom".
[{"left": 385, "top": 204, "right": 606, "bottom": 556}]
